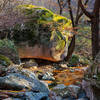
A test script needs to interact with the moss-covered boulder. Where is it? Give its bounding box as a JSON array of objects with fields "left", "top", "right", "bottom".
[
  {"left": 0, "top": 39, "right": 20, "bottom": 64},
  {"left": 12, "top": 5, "right": 72, "bottom": 61}
]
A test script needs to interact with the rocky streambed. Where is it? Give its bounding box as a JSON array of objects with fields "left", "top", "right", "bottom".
[{"left": 0, "top": 59, "right": 89, "bottom": 100}]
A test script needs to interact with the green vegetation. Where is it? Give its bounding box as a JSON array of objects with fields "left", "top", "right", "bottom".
[
  {"left": 74, "top": 24, "right": 91, "bottom": 65},
  {"left": 0, "top": 39, "right": 20, "bottom": 64},
  {"left": 0, "top": 39, "right": 17, "bottom": 53},
  {"left": 0, "top": 54, "right": 12, "bottom": 66},
  {"left": 68, "top": 54, "right": 80, "bottom": 66}
]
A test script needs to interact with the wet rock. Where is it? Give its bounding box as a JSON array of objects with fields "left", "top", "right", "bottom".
[
  {"left": 52, "top": 84, "right": 81, "bottom": 98},
  {"left": 3, "top": 92, "right": 50, "bottom": 100},
  {"left": 24, "top": 92, "right": 50, "bottom": 100},
  {"left": 0, "top": 65, "right": 50, "bottom": 100},
  {"left": 42, "top": 72, "right": 55, "bottom": 81},
  {"left": 68, "top": 85, "right": 81, "bottom": 98},
  {"left": 0, "top": 73, "right": 32, "bottom": 90},
  {"left": 49, "top": 91, "right": 63, "bottom": 100},
  {"left": 53, "top": 84, "right": 66, "bottom": 90},
  {"left": 52, "top": 84, "right": 69, "bottom": 98},
  {"left": 0, "top": 67, "right": 49, "bottom": 93},
  {"left": 78, "top": 90, "right": 87, "bottom": 99}
]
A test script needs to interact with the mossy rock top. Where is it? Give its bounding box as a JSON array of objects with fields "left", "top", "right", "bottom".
[{"left": 13, "top": 5, "right": 72, "bottom": 45}]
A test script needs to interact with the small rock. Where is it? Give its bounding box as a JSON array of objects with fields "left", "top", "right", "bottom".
[
  {"left": 24, "top": 92, "right": 50, "bottom": 100},
  {"left": 53, "top": 84, "right": 66, "bottom": 90},
  {"left": 60, "top": 64, "right": 68, "bottom": 68},
  {"left": 78, "top": 90, "right": 87, "bottom": 98},
  {"left": 49, "top": 91, "right": 62, "bottom": 100},
  {"left": 70, "top": 69, "right": 74, "bottom": 72},
  {"left": 68, "top": 85, "right": 81, "bottom": 98},
  {"left": 52, "top": 84, "right": 81, "bottom": 98},
  {"left": 52, "top": 84, "right": 69, "bottom": 98},
  {"left": 42, "top": 72, "right": 55, "bottom": 81}
]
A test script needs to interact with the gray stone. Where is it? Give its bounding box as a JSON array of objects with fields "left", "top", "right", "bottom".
[
  {"left": 52, "top": 85, "right": 69, "bottom": 98},
  {"left": 60, "top": 64, "right": 68, "bottom": 68},
  {"left": 68, "top": 85, "right": 81, "bottom": 98},
  {"left": 0, "top": 68, "right": 49, "bottom": 93},
  {"left": 52, "top": 84, "right": 81, "bottom": 98},
  {"left": 42, "top": 72, "right": 55, "bottom": 81},
  {"left": 53, "top": 84, "right": 66, "bottom": 90},
  {"left": 25, "top": 92, "right": 50, "bottom": 100}
]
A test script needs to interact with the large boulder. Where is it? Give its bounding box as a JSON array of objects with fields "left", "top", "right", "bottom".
[
  {"left": 0, "top": 39, "right": 20, "bottom": 64},
  {"left": 12, "top": 5, "right": 72, "bottom": 61}
]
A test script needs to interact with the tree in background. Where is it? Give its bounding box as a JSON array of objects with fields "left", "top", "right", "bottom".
[
  {"left": 57, "top": 0, "right": 67, "bottom": 15},
  {"left": 64, "top": 0, "right": 89, "bottom": 61},
  {"left": 79, "top": 0, "right": 100, "bottom": 60}
]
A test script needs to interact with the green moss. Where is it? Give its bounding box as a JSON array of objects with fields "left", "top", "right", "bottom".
[
  {"left": 17, "top": 5, "right": 54, "bottom": 22},
  {"left": 0, "top": 54, "right": 12, "bottom": 66},
  {"left": 0, "top": 39, "right": 20, "bottom": 64},
  {"left": 0, "top": 39, "right": 17, "bottom": 53},
  {"left": 68, "top": 54, "right": 80, "bottom": 67},
  {"left": 97, "top": 73, "right": 100, "bottom": 81}
]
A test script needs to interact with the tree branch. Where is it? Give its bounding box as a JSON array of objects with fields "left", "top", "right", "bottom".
[
  {"left": 67, "top": 0, "right": 75, "bottom": 27},
  {"left": 78, "top": 0, "right": 93, "bottom": 18},
  {"left": 75, "top": 0, "right": 89, "bottom": 25}
]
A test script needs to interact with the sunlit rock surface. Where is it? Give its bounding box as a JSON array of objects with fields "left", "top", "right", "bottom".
[{"left": 12, "top": 5, "right": 72, "bottom": 61}]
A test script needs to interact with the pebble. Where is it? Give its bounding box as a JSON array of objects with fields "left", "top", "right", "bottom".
[{"left": 42, "top": 72, "right": 55, "bottom": 81}]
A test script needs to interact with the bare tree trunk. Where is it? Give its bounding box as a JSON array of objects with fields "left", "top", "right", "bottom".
[
  {"left": 59, "top": 8, "right": 62, "bottom": 15},
  {"left": 65, "top": 0, "right": 89, "bottom": 61},
  {"left": 79, "top": 0, "right": 100, "bottom": 59},
  {"left": 91, "top": 16, "right": 99, "bottom": 59}
]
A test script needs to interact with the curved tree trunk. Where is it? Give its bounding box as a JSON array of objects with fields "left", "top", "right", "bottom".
[
  {"left": 79, "top": 0, "right": 100, "bottom": 59},
  {"left": 65, "top": 35, "right": 75, "bottom": 61}
]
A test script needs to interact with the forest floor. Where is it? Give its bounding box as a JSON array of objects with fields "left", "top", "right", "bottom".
[{"left": 23, "top": 59, "right": 89, "bottom": 87}]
